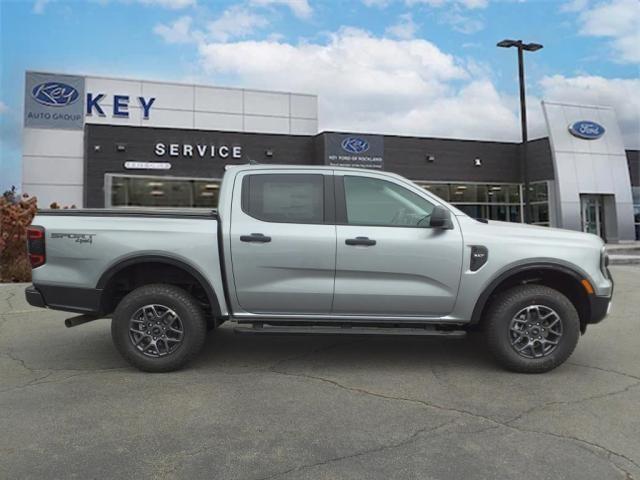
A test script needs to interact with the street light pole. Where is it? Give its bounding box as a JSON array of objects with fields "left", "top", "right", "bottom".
[
  {"left": 517, "top": 45, "right": 530, "bottom": 224},
  {"left": 497, "top": 39, "right": 543, "bottom": 224}
]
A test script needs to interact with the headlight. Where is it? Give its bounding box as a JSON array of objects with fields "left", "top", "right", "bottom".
[{"left": 600, "top": 246, "right": 610, "bottom": 279}]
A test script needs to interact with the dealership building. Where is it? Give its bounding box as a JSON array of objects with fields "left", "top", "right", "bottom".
[{"left": 22, "top": 70, "right": 640, "bottom": 241}]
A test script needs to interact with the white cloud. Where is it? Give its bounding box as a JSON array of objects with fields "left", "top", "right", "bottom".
[
  {"left": 207, "top": 5, "right": 269, "bottom": 41},
  {"left": 0, "top": 101, "right": 8, "bottom": 114},
  {"left": 441, "top": 11, "right": 484, "bottom": 33},
  {"left": 153, "top": 16, "right": 196, "bottom": 44},
  {"left": 196, "top": 27, "right": 532, "bottom": 141},
  {"left": 136, "top": 0, "right": 196, "bottom": 9},
  {"left": 385, "top": 13, "right": 417, "bottom": 39},
  {"left": 560, "top": 0, "right": 588, "bottom": 12},
  {"left": 33, "top": 0, "right": 52, "bottom": 14},
  {"left": 540, "top": 75, "right": 640, "bottom": 148},
  {"left": 154, "top": 6, "right": 268, "bottom": 44},
  {"left": 362, "top": 0, "right": 391, "bottom": 6},
  {"left": 573, "top": 0, "right": 640, "bottom": 63},
  {"left": 406, "top": 0, "right": 488, "bottom": 9},
  {"left": 250, "top": 0, "right": 312, "bottom": 18}
]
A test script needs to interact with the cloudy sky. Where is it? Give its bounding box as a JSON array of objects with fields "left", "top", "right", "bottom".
[{"left": 1, "top": 0, "right": 639, "bottom": 190}]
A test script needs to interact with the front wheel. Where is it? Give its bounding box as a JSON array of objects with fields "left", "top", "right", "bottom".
[
  {"left": 111, "top": 284, "right": 207, "bottom": 372},
  {"left": 485, "top": 285, "right": 580, "bottom": 373}
]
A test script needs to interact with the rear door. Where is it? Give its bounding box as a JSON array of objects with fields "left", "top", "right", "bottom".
[
  {"left": 333, "top": 172, "right": 463, "bottom": 317},
  {"left": 229, "top": 170, "right": 336, "bottom": 314}
]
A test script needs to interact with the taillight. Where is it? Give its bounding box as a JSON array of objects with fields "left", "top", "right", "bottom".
[{"left": 27, "top": 226, "right": 46, "bottom": 268}]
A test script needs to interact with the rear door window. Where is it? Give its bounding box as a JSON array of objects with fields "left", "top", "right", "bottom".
[{"left": 242, "top": 174, "right": 325, "bottom": 224}]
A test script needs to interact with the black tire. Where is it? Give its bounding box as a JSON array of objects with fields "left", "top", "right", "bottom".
[
  {"left": 485, "top": 284, "right": 580, "bottom": 373},
  {"left": 111, "top": 284, "right": 207, "bottom": 372}
]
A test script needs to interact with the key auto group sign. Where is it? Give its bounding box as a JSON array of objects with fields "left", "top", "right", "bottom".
[{"left": 24, "top": 72, "right": 157, "bottom": 130}]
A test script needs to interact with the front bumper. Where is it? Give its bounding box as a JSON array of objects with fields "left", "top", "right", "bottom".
[{"left": 588, "top": 269, "right": 613, "bottom": 324}]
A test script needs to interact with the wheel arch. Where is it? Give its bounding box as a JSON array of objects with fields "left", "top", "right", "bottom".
[
  {"left": 470, "top": 262, "right": 593, "bottom": 333},
  {"left": 96, "top": 254, "right": 222, "bottom": 318}
]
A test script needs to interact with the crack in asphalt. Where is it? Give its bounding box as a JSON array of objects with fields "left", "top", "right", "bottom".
[
  {"left": 0, "top": 351, "right": 127, "bottom": 393},
  {"left": 253, "top": 419, "right": 457, "bottom": 480},
  {"left": 268, "top": 366, "right": 640, "bottom": 479},
  {"left": 567, "top": 361, "right": 640, "bottom": 382}
]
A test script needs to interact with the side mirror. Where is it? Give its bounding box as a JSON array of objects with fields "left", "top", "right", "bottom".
[{"left": 429, "top": 206, "right": 453, "bottom": 229}]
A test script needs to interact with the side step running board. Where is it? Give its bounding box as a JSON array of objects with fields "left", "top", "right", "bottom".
[{"left": 234, "top": 324, "right": 466, "bottom": 337}]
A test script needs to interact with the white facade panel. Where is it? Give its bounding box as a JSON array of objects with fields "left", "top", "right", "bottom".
[
  {"left": 542, "top": 100, "right": 635, "bottom": 241},
  {"left": 85, "top": 77, "right": 143, "bottom": 105},
  {"left": 144, "top": 109, "right": 194, "bottom": 129},
  {"left": 86, "top": 106, "right": 143, "bottom": 126},
  {"left": 290, "top": 118, "right": 318, "bottom": 135},
  {"left": 23, "top": 128, "right": 84, "bottom": 157},
  {"left": 290, "top": 94, "right": 317, "bottom": 119},
  {"left": 244, "top": 91, "right": 289, "bottom": 117},
  {"left": 22, "top": 183, "right": 83, "bottom": 208},
  {"left": 22, "top": 155, "right": 84, "bottom": 185},
  {"left": 244, "top": 115, "right": 290, "bottom": 134},
  {"left": 194, "top": 111, "right": 244, "bottom": 131},
  {"left": 195, "top": 86, "right": 243, "bottom": 114},
  {"left": 142, "top": 82, "right": 194, "bottom": 111}
]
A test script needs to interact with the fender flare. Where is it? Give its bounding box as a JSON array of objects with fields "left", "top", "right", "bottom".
[
  {"left": 96, "top": 254, "right": 222, "bottom": 317},
  {"left": 469, "top": 261, "right": 590, "bottom": 325}
]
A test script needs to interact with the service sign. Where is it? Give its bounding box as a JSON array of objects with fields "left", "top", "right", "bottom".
[
  {"left": 24, "top": 72, "right": 85, "bottom": 130},
  {"left": 325, "top": 133, "right": 384, "bottom": 169}
]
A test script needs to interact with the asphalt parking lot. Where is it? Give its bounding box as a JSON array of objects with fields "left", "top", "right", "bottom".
[{"left": 1, "top": 265, "right": 639, "bottom": 480}]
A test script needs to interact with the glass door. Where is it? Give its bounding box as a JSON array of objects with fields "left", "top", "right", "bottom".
[{"left": 580, "top": 195, "right": 606, "bottom": 240}]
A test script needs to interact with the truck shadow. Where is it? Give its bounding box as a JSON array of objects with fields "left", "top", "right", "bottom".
[{"left": 193, "top": 325, "right": 496, "bottom": 373}]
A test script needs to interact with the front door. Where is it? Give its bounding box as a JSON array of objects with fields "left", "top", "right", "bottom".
[
  {"left": 581, "top": 194, "right": 606, "bottom": 240},
  {"left": 333, "top": 173, "right": 463, "bottom": 317},
  {"left": 230, "top": 171, "right": 336, "bottom": 314}
]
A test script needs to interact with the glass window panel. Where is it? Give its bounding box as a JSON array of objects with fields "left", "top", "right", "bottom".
[
  {"left": 422, "top": 183, "right": 449, "bottom": 202},
  {"left": 127, "top": 178, "right": 192, "bottom": 207},
  {"left": 456, "top": 204, "right": 486, "bottom": 220},
  {"left": 110, "top": 176, "right": 128, "bottom": 207},
  {"left": 244, "top": 174, "right": 324, "bottom": 224},
  {"left": 505, "top": 184, "right": 521, "bottom": 203},
  {"left": 530, "top": 182, "right": 549, "bottom": 203},
  {"left": 487, "top": 185, "right": 507, "bottom": 204},
  {"left": 489, "top": 204, "right": 508, "bottom": 221},
  {"left": 193, "top": 180, "right": 220, "bottom": 208},
  {"left": 449, "top": 184, "right": 480, "bottom": 203},
  {"left": 532, "top": 204, "right": 549, "bottom": 224},
  {"left": 344, "top": 176, "right": 434, "bottom": 227}
]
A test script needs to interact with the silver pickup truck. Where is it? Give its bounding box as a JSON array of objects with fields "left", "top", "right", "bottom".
[{"left": 25, "top": 165, "right": 613, "bottom": 373}]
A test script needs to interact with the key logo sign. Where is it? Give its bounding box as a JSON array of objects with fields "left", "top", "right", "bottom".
[
  {"left": 341, "top": 137, "right": 370, "bottom": 154},
  {"left": 568, "top": 121, "right": 605, "bottom": 140},
  {"left": 31, "top": 82, "right": 80, "bottom": 107}
]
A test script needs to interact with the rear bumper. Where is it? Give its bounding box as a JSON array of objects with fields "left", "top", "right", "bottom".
[
  {"left": 25, "top": 285, "right": 46, "bottom": 308},
  {"left": 25, "top": 284, "right": 103, "bottom": 315}
]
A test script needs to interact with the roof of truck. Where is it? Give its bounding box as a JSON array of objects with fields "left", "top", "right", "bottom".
[{"left": 224, "top": 163, "right": 407, "bottom": 179}]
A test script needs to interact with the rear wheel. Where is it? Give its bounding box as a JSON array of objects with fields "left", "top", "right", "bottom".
[
  {"left": 111, "top": 284, "right": 207, "bottom": 372},
  {"left": 485, "top": 284, "right": 580, "bottom": 373}
]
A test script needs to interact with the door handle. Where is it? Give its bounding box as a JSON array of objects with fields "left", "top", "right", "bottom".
[
  {"left": 240, "top": 233, "right": 272, "bottom": 243},
  {"left": 345, "top": 236, "right": 376, "bottom": 246}
]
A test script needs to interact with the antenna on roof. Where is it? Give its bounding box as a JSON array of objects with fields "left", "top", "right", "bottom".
[{"left": 248, "top": 158, "right": 260, "bottom": 165}]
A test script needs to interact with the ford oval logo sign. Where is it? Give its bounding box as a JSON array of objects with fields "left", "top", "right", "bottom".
[
  {"left": 31, "top": 82, "right": 80, "bottom": 107},
  {"left": 568, "top": 121, "right": 605, "bottom": 140},
  {"left": 341, "top": 137, "right": 370, "bottom": 154}
]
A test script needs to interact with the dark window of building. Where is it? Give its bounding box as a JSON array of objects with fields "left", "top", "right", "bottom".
[
  {"left": 632, "top": 186, "right": 640, "bottom": 240},
  {"left": 243, "top": 174, "right": 324, "bottom": 224},
  {"left": 107, "top": 175, "right": 220, "bottom": 209},
  {"left": 343, "top": 176, "right": 434, "bottom": 227}
]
